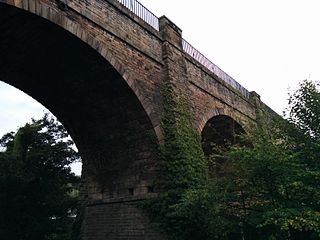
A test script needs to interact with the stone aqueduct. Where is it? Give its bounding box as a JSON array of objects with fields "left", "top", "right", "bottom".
[{"left": 0, "top": 0, "right": 271, "bottom": 239}]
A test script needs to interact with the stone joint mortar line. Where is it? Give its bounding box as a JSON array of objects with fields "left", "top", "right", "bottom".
[{"left": 64, "top": 0, "right": 164, "bottom": 66}]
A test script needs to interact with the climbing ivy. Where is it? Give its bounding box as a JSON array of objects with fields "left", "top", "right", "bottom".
[
  {"left": 160, "top": 83, "right": 207, "bottom": 190},
  {"left": 143, "top": 82, "right": 208, "bottom": 240}
]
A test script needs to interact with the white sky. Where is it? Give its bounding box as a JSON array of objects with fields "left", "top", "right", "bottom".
[
  {"left": 1, "top": 0, "right": 320, "bottom": 174},
  {"left": 138, "top": 0, "right": 320, "bottom": 113}
]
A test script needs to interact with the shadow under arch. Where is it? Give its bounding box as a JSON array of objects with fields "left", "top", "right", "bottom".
[
  {"left": 201, "top": 114, "right": 245, "bottom": 177},
  {"left": 0, "top": 3, "right": 165, "bottom": 239},
  {"left": 0, "top": 0, "right": 161, "bottom": 139},
  {"left": 0, "top": 2, "right": 160, "bottom": 198}
]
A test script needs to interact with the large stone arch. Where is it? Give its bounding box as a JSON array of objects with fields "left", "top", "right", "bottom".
[
  {"left": 0, "top": 0, "right": 161, "bottom": 139},
  {"left": 0, "top": 0, "right": 162, "bottom": 197},
  {"left": 0, "top": 3, "right": 164, "bottom": 239}
]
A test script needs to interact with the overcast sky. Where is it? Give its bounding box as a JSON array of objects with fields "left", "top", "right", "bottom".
[
  {"left": 138, "top": 0, "right": 320, "bottom": 113},
  {"left": 1, "top": 0, "right": 320, "bottom": 173}
]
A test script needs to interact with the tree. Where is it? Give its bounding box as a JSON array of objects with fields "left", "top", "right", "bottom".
[
  {"left": 287, "top": 80, "right": 320, "bottom": 139},
  {"left": 152, "top": 80, "right": 320, "bottom": 240},
  {"left": 216, "top": 120, "right": 320, "bottom": 239},
  {"left": 203, "top": 80, "right": 320, "bottom": 239},
  {"left": 0, "top": 114, "right": 80, "bottom": 240}
]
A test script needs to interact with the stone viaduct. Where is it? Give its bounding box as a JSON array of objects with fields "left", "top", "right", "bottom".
[{"left": 0, "top": 0, "right": 271, "bottom": 239}]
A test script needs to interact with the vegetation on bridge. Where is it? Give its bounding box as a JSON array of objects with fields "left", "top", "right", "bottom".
[
  {"left": 143, "top": 79, "right": 209, "bottom": 239},
  {"left": 1, "top": 80, "right": 319, "bottom": 240},
  {"left": 145, "top": 80, "right": 320, "bottom": 240}
]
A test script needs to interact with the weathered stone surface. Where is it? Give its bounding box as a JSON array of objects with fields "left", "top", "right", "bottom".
[
  {"left": 84, "top": 200, "right": 164, "bottom": 240},
  {"left": 0, "top": 0, "right": 270, "bottom": 239}
]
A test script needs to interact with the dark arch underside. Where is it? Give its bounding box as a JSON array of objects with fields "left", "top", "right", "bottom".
[
  {"left": 202, "top": 115, "right": 244, "bottom": 154},
  {"left": 0, "top": 3, "right": 158, "bottom": 199},
  {"left": 201, "top": 115, "right": 244, "bottom": 177}
]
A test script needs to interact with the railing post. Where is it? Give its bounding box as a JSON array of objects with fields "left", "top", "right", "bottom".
[
  {"left": 249, "top": 91, "right": 265, "bottom": 121},
  {"left": 159, "top": 16, "right": 182, "bottom": 50},
  {"left": 159, "top": 16, "right": 189, "bottom": 92},
  {"left": 249, "top": 91, "right": 261, "bottom": 108}
]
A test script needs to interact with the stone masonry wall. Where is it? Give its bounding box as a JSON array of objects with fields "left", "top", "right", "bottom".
[
  {"left": 185, "top": 56, "right": 257, "bottom": 132},
  {"left": 0, "top": 0, "right": 267, "bottom": 239},
  {"left": 84, "top": 201, "right": 164, "bottom": 240}
]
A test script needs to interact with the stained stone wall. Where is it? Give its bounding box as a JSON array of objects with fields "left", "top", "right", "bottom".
[{"left": 0, "top": 0, "right": 267, "bottom": 239}]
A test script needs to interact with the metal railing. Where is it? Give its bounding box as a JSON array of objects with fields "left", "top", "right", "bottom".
[
  {"left": 117, "top": 0, "right": 159, "bottom": 30},
  {"left": 182, "top": 39, "right": 250, "bottom": 99},
  {"left": 116, "top": 0, "right": 250, "bottom": 98}
]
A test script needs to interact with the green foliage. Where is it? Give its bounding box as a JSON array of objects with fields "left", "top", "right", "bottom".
[
  {"left": 216, "top": 120, "right": 320, "bottom": 239},
  {"left": 144, "top": 83, "right": 208, "bottom": 240},
  {"left": 200, "top": 80, "right": 320, "bottom": 239},
  {"left": 287, "top": 80, "right": 320, "bottom": 139},
  {"left": 146, "top": 80, "right": 320, "bottom": 240},
  {"left": 160, "top": 84, "right": 207, "bottom": 191},
  {"left": 0, "top": 114, "right": 81, "bottom": 240}
]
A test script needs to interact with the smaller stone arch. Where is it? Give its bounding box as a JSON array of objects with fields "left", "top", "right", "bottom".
[
  {"left": 201, "top": 113, "right": 245, "bottom": 177},
  {"left": 198, "top": 107, "right": 247, "bottom": 133},
  {"left": 201, "top": 114, "right": 245, "bottom": 154}
]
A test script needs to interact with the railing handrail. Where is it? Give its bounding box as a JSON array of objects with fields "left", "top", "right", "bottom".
[
  {"left": 182, "top": 39, "right": 250, "bottom": 99},
  {"left": 116, "top": 0, "right": 250, "bottom": 99},
  {"left": 117, "top": 0, "right": 159, "bottom": 31}
]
